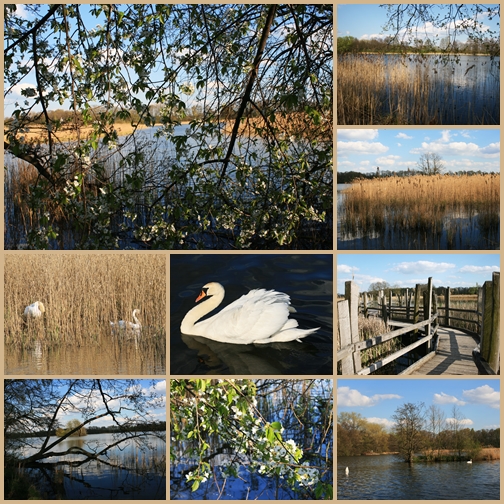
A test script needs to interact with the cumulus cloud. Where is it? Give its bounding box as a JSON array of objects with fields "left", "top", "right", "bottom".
[
  {"left": 337, "top": 387, "right": 402, "bottom": 407},
  {"left": 338, "top": 264, "right": 358, "bottom": 274},
  {"left": 390, "top": 261, "right": 456, "bottom": 274},
  {"left": 367, "top": 417, "right": 396, "bottom": 429},
  {"left": 462, "top": 385, "right": 500, "bottom": 409},
  {"left": 410, "top": 132, "right": 500, "bottom": 158},
  {"left": 338, "top": 141, "right": 389, "bottom": 155},
  {"left": 460, "top": 265, "right": 500, "bottom": 274},
  {"left": 396, "top": 132, "right": 413, "bottom": 140},
  {"left": 376, "top": 155, "right": 401, "bottom": 166},
  {"left": 338, "top": 129, "right": 379, "bottom": 140},
  {"left": 433, "top": 392, "right": 466, "bottom": 406},
  {"left": 446, "top": 417, "right": 474, "bottom": 426}
]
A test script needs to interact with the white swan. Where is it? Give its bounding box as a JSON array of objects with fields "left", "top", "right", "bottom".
[
  {"left": 345, "top": 466, "right": 349, "bottom": 475},
  {"left": 110, "top": 309, "right": 142, "bottom": 338},
  {"left": 180, "top": 282, "right": 319, "bottom": 344},
  {"left": 24, "top": 301, "right": 45, "bottom": 319},
  {"left": 467, "top": 459, "right": 472, "bottom": 464}
]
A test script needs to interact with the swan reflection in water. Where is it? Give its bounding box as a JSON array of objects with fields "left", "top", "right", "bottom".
[{"left": 180, "top": 282, "right": 319, "bottom": 344}]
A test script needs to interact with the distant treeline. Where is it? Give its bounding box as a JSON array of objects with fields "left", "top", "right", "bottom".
[
  {"left": 339, "top": 411, "right": 500, "bottom": 458},
  {"left": 337, "top": 170, "right": 498, "bottom": 184},
  {"left": 337, "top": 36, "right": 500, "bottom": 56},
  {"left": 6, "top": 421, "right": 166, "bottom": 439}
]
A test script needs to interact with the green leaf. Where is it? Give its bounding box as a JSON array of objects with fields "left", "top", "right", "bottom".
[
  {"left": 271, "top": 421, "right": 282, "bottom": 431},
  {"left": 191, "top": 480, "right": 200, "bottom": 492}
]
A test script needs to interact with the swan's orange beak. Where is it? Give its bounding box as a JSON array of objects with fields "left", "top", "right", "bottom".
[{"left": 195, "top": 290, "right": 207, "bottom": 302}]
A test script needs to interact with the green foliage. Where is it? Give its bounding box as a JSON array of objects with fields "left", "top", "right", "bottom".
[
  {"left": 5, "top": 4, "right": 333, "bottom": 250},
  {"left": 171, "top": 379, "right": 332, "bottom": 498}
]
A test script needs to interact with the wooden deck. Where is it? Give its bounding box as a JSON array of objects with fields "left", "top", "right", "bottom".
[{"left": 410, "top": 327, "right": 479, "bottom": 375}]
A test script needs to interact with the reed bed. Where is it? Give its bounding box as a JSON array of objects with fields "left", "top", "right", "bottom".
[
  {"left": 339, "top": 174, "right": 500, "bottom": 244},
  {"left": 438, "top": 296, "right": 480, "bottom": 333},
  {"left": 337, "top": 54, "right": 498, "bottom": 124},
  {"left": 358, "top": 315, "right": 400, "bottom": 369},
  {"left": 4, "top": 254, "right": 166, "bottom": 350}
]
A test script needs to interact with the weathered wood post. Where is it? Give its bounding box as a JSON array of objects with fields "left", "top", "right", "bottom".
[
  {"left": 380, "top": 290, "right": 388, "bottom": 325},
  {"left": 445, "top": 286, "right": 451, "bottom": 326},
  {"left": 345, "top": 281, "right": 362, "bottom": 373},
  {"left": 338, "top": 300, "right": 353, "bottom": 374},
  {"left": 480, "top": 272, "right": 500, "bottom": 373},
  {"left": 363, "top": 292, "right": 368, "bottom": 318},
  {"left": 388, "top": 290, "right": 392, "bottom": 319},
  {"left": 427, "top": 277, "right": 433, "bottom": 342},
  {"left": 413, "top": 284, "right": 421, "bottom": 334},
  {"left": 406, "top": 288, "right": 410, "bottom": 320}
]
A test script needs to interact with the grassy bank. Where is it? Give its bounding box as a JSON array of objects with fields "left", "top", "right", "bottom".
[{"left": 4, "top": 254, "right": 166, "bottom": 349}]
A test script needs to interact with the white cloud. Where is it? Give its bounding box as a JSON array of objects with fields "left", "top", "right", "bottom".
[
  {"left": 462, "top": 385, "right": 500, "bottom": 409},
  {"left": 460, "top": 265, "right": 500, "bottom": 274},
  {"left": 338, "top": 264, "right": 358, "bottom": 274},
  {"left": 390, "top": 261, "right": 456, "bottom": 274},
  {"left": 337, "top": 129, "right": 379, "bottom": 140},
  {"left": 433, "top": 392, "right": 466, "bottom": 406},
  {"left": 446, "top": 417, "right": 474, "bottom": 426},
  {"left": 376, "top": 155, "right": 401, "bottom": 166},
  {"left": 337, "top": 386, "right": 402, "bottom": 407},
  {"left": 367, "top": 417, "right": 396, "bottom": 429},
  {"left": 396, "top": 133, "right": 413, "bottom": 140},
  {"left": 338, "top": 141, "right": 389, "bottom": 155}
]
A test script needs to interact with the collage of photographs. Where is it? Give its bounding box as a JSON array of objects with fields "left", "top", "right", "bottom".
[{"left": 1, "top": 2, "right": 499, "bottom": 502}]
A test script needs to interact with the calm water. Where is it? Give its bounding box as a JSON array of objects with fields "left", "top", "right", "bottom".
[
  {"left": 4, "top": 336, "right": 165, "bottom": 375},
  {"left": 13, "top": 433, "right": 166, "bottom": 499},
  {"left": 170, "top": 254, "right": 333, "bottom": 374},
  {"left": 338, "top": 455, "right": 500, "bottom": 500}
]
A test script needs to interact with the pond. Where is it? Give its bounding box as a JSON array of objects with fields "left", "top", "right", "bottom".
[
  {"left": 170, "top": 254, "right": 333, "bottom": 375},
  {"left": 338, "top": 454, "right": 500, "bottom": 500},
  {"left": 4, "top": 332, "right": 165, "bottom": 375},
  {"left": 338, "top": 53, "right": 499, "bottom": 124},
  {"left": 9, "top": 433, "right": 166, "bottom": 500}
]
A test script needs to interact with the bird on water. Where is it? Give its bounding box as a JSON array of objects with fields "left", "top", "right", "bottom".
[{"left": 345, "top": 467, "right": 349, "bottom": 475}]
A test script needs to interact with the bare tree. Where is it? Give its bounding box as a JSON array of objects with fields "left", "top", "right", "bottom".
[
  {"left": 417, "top": 152, "right": 445, "bottom": 175},
  {"left": 392, "top": 402, "right": 425, "bottom": 463}
]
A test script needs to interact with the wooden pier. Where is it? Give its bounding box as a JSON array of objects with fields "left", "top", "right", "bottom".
[{"left": 404, "top": 327, "right": 479, "bottom": 375}]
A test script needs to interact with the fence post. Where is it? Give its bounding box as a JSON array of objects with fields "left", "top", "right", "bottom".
[
  {"left": 338, "top": 300, "right": 354, "bottom": 374},
  {"left": 445, "top": 286, "right": 451, "bottom": 326},
  {"left": 380, "top": 291, "right": 388, "bottom": 325},
  {"left": 345, "top": 281, "right": 362, "bottom": 373},
  {"left": 481, "top": 272, "right": 500, "bottom": 373},
  {"left": 406, "top": 288, "right": 410, "bottom": 320},
  {"left": 388, "top": 290, "right": 392, "bottom": 319},
  {"left": 363, "top": 292, "right": 368, "bottom": 318},
  {"left": 427, "top": 277, "right": 433, "bottom": 342},
  {"left": 413, "top": 284, "right": 420, "bottom": 333}
]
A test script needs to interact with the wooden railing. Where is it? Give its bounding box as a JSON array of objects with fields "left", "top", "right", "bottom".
[
  {"left": 337, "top": 273, "right": 500, "bottom": 375},
  {"left": 337, "top": 278, "right": 439, "bottom": 375}
]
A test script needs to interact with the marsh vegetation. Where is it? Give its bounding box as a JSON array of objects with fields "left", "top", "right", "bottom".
[
  {"left": 338, "top": 173, "right": 500, "bottom": 249},
  {"left": 4, "top": 254, "right": 166, "bottom": 374},
  {"left": 337, "top": 54, "right": 499, "bottom": 125}
]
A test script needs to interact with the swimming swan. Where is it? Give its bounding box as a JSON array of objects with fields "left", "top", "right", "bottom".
[
  {"left": 110, "top": 309, "right": 142, "bottom": 338},
  {"left": 180, "top": 282, "right": 319, "bottom": 344},
  {"left": 467, "top": 459, "right": 472, "bottom": 464},
  {"left": 345, "top": 467, "right": 349, "bottom": 475},
  {"left": 24, "top": 301, "right": 45, "bottom": 319}
]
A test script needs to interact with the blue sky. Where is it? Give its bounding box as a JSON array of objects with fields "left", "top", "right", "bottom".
[
  {"left": 338, "top": 379, "right": 500, "bottom": 431},
  {"left": 337, "top": 129, "right": 500, "bottom": 174},
  {"left": 337, "top": 253, "right": 500, "bottom": 293},
  {"left": 337, "top": 4, "right": 500, "bottom": 43},
  {"left": 57, "top": 380, "right": 166, "bottom": 428}
]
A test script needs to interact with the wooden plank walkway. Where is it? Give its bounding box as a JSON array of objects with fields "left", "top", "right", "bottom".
[{"left": 410, "top": 327, "right": 479, "bottom": 375}]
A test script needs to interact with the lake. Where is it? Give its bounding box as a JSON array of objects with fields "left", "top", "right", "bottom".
[
  {"left": 338, "top": 454, "right": 500, "bottom": 500},
  {"left": 170, "top": 254, "right": 333, "bottom": 374},
  {"left": 338, "top": 54, "right": 500, "bottom": 125},
  {"left": 9, "top": 433, "right": 166, "bottom": 499}
]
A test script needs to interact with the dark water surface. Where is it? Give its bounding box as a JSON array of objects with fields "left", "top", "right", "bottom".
[
  {"left": 170, "top": 254, "right": 333, "bottom": 374},
  {"left": 338, "top": 455, "right": 500, "bottom": 500}
]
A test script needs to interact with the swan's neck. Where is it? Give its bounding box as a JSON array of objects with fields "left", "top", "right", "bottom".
[
  {"left": 181, "top": 291, "right": 224, "bottom": 334},
  {"left": 132, "top": 311, "right": 140, "bottom": 326}
]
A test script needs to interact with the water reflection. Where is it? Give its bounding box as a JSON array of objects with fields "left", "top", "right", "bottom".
[{"left": 338, "top": 454, "right": 499, "bottom": 500}]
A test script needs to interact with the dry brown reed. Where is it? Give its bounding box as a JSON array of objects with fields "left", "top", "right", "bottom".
[
  {"left": 337, "top": 54, "right": 487, "bottom": 124},
  {"left": 358, "top": 315, "right": 400, "bottom": 368},
  {"left": 4, "top": 254, "right": 166, "bottom": 350},
  {"left": 340, "top": 173, "right": 500, "bottom": 239}
]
